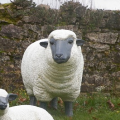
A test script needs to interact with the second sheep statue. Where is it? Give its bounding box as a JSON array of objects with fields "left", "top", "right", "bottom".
[
  {"left": 21, "top": 29, "right": 84, "bottom": 116},
  {"left": 0, "top": 89, "right": 54, "bottom": 120}
]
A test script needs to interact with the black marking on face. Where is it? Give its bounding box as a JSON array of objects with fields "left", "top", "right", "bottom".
[{"left": 0, "top": 93, "right": 17, "bottom": 110}]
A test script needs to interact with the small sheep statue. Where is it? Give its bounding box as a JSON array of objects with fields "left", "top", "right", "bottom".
[
  {"left": 0, "top": 89, "right": 54, "bottom": 120},
  {"left": 21, "top": 29, "right": 84, "bottom": 116}
]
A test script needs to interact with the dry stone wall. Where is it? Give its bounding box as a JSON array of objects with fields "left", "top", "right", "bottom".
[{"left": 0, "top": 2, "right": 120, "bottom": 94}]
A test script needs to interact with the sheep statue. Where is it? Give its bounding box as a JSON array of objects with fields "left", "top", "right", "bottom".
[
  {"left": 21, "top": 29, "right": 84, "bottom": 116},
  {"left": 0, "top": 89, "right": 54, "bottom": 120}
]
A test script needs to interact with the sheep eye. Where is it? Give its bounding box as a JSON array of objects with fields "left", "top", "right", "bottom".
[
  {"left": 68, "top": 40, "right": 73, "bottom": 44},
  {"left": 50, "top": 41, "right": 54, "bottom": 45}
]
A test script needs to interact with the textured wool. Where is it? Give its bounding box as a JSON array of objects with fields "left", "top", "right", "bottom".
[
  {"left": 0, "top": 89, "right": 54, "bottom": 120},
  {"left": 0, "top": 89, "right": 8, "bottom": 97},
  {"left": 21, "top": 29, "right": 84, "bottom": 102},
  {"left": 48, "top": 29, "right": 76, "bottom": 40}
]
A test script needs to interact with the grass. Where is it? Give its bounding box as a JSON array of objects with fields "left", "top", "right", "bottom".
[{"left": 9, "top": 89, "right": 120, "bottom": 120}]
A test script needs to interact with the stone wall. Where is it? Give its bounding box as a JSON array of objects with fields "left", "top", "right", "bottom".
[{"left": 0, "top": 2, "right": 120, "bottom": 94}]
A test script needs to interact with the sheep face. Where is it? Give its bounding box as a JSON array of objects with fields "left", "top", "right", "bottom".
[
  {"left": 40, "top": 29, "right": 84, "bottom": 64},
  {"left": 0, "top": 94, "right": 17, "bottom": 111},
  {"left": 0, "top": 89, "right": 18, "bottom": 112},
  {"left": 0, "top": 97, "right": 8, "bottom": 110},
  {"left": 49, "top": 37, "right": 74, "bottom": 64}
]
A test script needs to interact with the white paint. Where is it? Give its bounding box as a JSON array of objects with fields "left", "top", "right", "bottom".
[
  {"left": 0, "top": 89, "right": 8, "bottom": 97},
  {"left": 0, "top": 0, "right": 120, "bottom": 10},
  {"left": 0, "top": 89, "right": 54, "bottom": 120},
  {"left": 48, "top": 29, "right": 76, "bottom": 40},
  {"left": 21, "top": 29, "right": 84, "bottom": 102}
]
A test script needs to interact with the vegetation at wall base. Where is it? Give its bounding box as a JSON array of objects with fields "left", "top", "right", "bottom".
[{"left": 9, "top": 88, "right": 120, "bottom": 120}]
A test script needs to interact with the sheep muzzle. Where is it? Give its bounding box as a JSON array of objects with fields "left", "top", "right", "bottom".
[{"left": 0, "top": 97, "right": 8, "bottom": 110}]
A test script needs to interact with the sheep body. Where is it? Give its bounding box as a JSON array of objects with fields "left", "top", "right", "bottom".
[
  {"left": 0, "top": 89, "right": 54, "bottom": 120},
  {"left": 21, "top": 39, "right": 48, "bottom": 96},
  {"left": 0, "top": 105, "right": 53, "bottom": 120},
  {"left": 21, "top": 30, "right": 84, "bottom": 102}
]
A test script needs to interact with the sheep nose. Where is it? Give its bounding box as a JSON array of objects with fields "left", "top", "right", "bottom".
[
  {"left": 0, "top": 104, "right": 7, "bottom": 110},
  {"left": 55, "top": 54, "right": 63, "bottom": 58},
  {"left": 4, "top": 104, "right": 7, "bottom": 108}
]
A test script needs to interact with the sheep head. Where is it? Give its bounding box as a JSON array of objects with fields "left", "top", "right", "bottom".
[
  {"left": 40, "top": 29, "right": 84, "bottom": 64},
  {"left": 0, "top": 89, "right": 17, "bottom": 115}
]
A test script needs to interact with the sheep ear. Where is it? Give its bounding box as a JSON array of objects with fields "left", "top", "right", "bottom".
[
  {"left": 7, "top": 93, "right": 18, "bottom": 101},
  {"left": 40, "top": 42, "right": 48, "bottom": 48},
  {"left": 76, "top": 39, "right": 85, "bottom": 46}
]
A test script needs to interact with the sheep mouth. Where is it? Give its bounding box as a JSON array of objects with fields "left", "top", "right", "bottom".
[
  {"left": 0, "top": 107, "right": 6, "bottom": 110},
  {"left": 54, "top": 58, "right": 68, "bottom": 64},
  {"left": 0, "top": 105, "right": 7, "bottom": 110}
]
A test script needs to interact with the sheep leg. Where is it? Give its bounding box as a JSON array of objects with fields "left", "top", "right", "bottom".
[
  {"left": 64, "top": 101, "right": 73, "bottom": 116},
  {"left": 29, "top": 95, "right": 36, "bottom": 106},
  {"left": 50, "top": 97, "right": 58, "bottom": 109},
  {"left": 40, "top": 102, "right": 47, "bottom": 109}
]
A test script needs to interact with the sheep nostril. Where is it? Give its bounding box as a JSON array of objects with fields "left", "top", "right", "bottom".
[
  {"left": 0, "top": 104, "right": 7, "bottom": 110},
  {"left": 55, "top": 54, "right": 63, "bottom": 58},
  {"left": 4, "top": 104, "right": 7, "bottom": 108}
]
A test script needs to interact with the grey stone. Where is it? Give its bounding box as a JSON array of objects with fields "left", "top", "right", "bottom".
[
  {"left": 1, "top": 24, "right": 23, "bottom": 39},
  {"left": 22, "top": 16, "right": 31, "bottom": 23},
  {"left": 86, "top": 32, "right": 118, "bottom": 44},
  {"left": 2, "top": 56, "right": 10, "bottom": 61},
  {"left": 89, "top": 43, "right": 110, "bottom": 51}
]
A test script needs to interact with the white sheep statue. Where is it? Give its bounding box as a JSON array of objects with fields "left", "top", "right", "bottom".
[
  {"left": 21, "top": 29, "right": 84, "bottom": 116},
  {"left": 0, "top": 89, "right": 54, "bottom": 120}
]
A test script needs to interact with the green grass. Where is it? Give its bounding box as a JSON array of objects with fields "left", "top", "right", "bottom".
[{"left": 9, "top": 89, "right": 120, "bottom": 120}]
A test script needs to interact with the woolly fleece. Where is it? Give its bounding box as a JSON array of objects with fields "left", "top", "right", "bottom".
[{"left": 21, "top": 29, "right": 84, "bottom": 102}]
